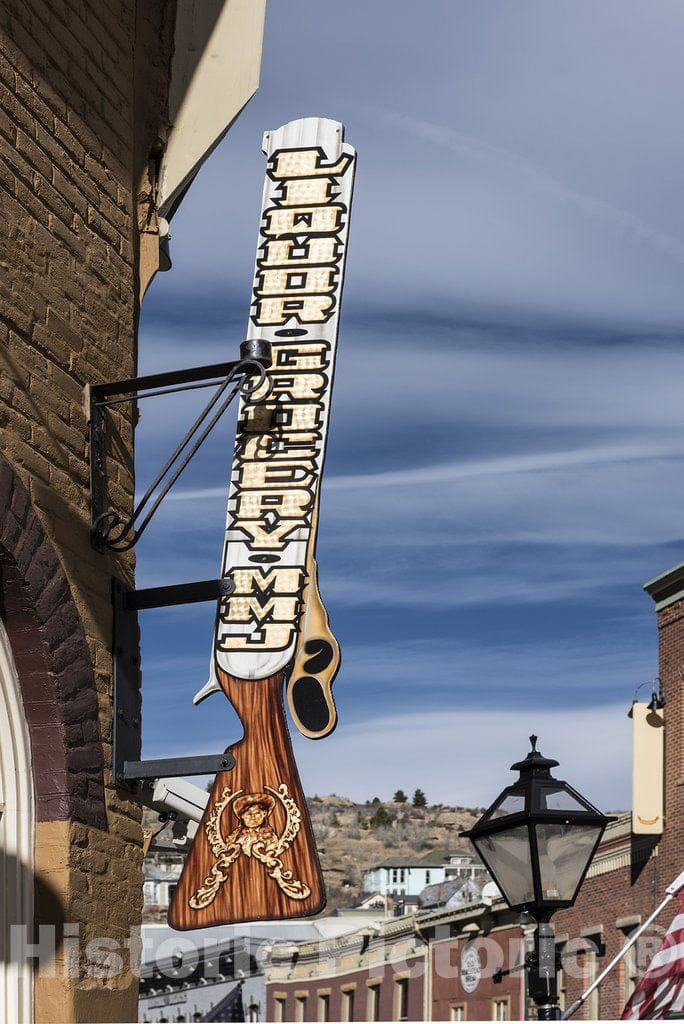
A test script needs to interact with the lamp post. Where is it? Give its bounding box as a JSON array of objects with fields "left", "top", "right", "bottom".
[{"left": 461, "top": 736, "right": 613, "bottom": 1020}]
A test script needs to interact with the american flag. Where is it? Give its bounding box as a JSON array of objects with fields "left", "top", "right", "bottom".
[{"left": 622, "top": 892, "right": 684, "bottom": 1020}]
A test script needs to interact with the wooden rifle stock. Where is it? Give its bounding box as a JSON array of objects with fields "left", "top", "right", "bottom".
[{"left": 167, "top": 670, "right": 324, "bottom": 929}]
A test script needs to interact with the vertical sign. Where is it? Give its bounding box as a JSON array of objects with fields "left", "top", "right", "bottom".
[
  {"left": 632, "top": 702, "right": 664, "bottom": 835},
  {"left": 169, "top": 119, "right": 356, "bottom": 929},
  {"left": 217, "top": 117, "right": 355, "bottom": 680}
]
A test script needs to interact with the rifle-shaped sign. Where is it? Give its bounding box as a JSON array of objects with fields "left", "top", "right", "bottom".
[{"left": 168, "top": 118, "right": 356, "bottom": 928}]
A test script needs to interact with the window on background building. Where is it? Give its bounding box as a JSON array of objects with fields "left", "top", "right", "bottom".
[
  {"left": 450, "top": 1003, "right": 466, "bottom": 1021},
  {"left": 492, "top": 997, "right": 509, "bottom": 1021},
  {"left": 274, "top": 997, "right": 286, "bottom": 1022},
  {"left": 296, "top": 995, "right": 307, "bottom": 1022},
  {"left": 621, "top": 930, "right": 639, "bottom": 1002},
  {"left": 425, "top": 871, "right": 431, "bottom": 884},
  {"left": 341, "top": 988, "right": 355, "bottom": 1022},
  {"left": 394, "top": 978, "right": 409, "bottom": 1021},
  {"left": 556, "top": 943, "right": 566, "bottom": 1012},
  {"left": 318, "top": 993, "right": 330, "bottom": 1022},
  {"left": 584, "top": 934, "right": 602, "bottom": 1020},
  {"left": 368, "top": 983, "right": 381, "bottom": 1022},
  {"left": 392, "top": 869, "right": 398, "bottom": 883}
]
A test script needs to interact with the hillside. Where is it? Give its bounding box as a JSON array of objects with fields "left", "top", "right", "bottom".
[
  {"left": 143, "top": 795, "right": 483, "bottom": 919},
  {"left": 307, "top": 795, "right": 482, "bottom": 914}
]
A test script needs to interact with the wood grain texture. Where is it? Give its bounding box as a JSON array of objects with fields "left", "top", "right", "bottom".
[{"left": 167, "top": 670, "right": 325, "bottom": 930}]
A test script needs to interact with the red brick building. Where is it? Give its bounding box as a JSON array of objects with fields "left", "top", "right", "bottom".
[{"left": 266, "top": 562, "right": 684, "bottom": 1021}]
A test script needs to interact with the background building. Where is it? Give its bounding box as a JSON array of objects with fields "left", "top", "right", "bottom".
[
  {"left": 265, "top": 564, "right": 684, "bottom": 1020},
  {"left": 0, "top": 2, "right": 264, "bottom": 1020},
  {"left": 363, "top": 851, "right": 487, "bottom": 901},
  {"left": 139, "top": 935, "right": 265, "bottom": 1024},
  {"left": 363, "top": 858, "right": 448, "bottom": 900}
]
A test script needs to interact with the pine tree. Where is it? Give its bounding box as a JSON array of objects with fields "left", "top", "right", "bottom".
[
  {"left": 412, "top": 788, "right": 427, "bottom": 807},
  {"left": 369, "top": 806, "right": 394, "bottom": 829},
  {"left": 393, "top": 789, "right": 408, "bottom": 803}
]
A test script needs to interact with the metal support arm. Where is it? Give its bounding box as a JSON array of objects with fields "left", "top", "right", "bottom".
[
  {"left": 121, "top": 751, "right": 235, "bottom": 783},
  {"left": 113, "top": 576, "right": 237, "bottom": 790},
  {"left": 88, "top": 339, "right": 271, "bottom": 551}
]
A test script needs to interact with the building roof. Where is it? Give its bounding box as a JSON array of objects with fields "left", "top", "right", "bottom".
[
  {"left": 365, "top": 857, "right": 446, "bottom": 871},
  {"left": 644, "top": 562, "right": 684, "bottom": 610},
  {"left": 420, "top": 848, "right": 471, "bottom": 865},
  {"left": 201, "top": 980, "right": 245, "bottom": 1023},
  {"left": 365, "top": 850, "right": 477, "bottom": 871},
  {"left": 420, "top": 878, "right": 481, "bottom": 909},
  {"left": 140, "top": 922, "right": 321, "bottom": 966},
  {"left": 354, "top": 892, "right": 385, "bottom": 908},
  {"left": 141, "top": 934, "right": 263, "bottom": 979}
]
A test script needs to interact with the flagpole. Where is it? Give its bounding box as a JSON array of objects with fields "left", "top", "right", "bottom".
[{"left": 561, "top": 869, "right": 684, "bottom": 1020}]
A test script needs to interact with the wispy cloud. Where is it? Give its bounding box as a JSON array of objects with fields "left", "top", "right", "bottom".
[
  {"left": 146, "top": 703, "right": 631, "bottom": 810},
  {"left": 325, "top": 443, "right": 683, "bottom": 490},
  {"left": 137, "top": 436, "right": 684, "bottom": 610},
  {"left": 361, "top": 105, "right": 684, "bottom": 264},
  {"left": 161, "top": 443, "right": 684, "bottom": 502},
  {"left": 291, "top": 704, "right": 631, "bottom": 809},
  {"left": 337, "top": 634, "right": 651, "bottom": 704}
]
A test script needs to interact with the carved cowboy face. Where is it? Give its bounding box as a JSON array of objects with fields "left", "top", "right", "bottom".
[{"left": 240, "top": 803, "right": 270, "bottom": 829}]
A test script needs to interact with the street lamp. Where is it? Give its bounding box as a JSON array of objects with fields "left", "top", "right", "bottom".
[{"left": 461, "top": 736, "right": 613, "bottom": 1020}]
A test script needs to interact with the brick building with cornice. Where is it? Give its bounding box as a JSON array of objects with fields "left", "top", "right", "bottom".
[{"left": 266, "top": 564, "right": 684, "bottom": 1021}]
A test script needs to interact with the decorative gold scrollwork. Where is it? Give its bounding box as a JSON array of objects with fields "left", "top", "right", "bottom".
[{"left": 189, "top": 783, "right": 311, "bottom": 910}]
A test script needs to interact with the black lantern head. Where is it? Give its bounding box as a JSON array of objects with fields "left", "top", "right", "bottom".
[{"left": 461, "top": 736, "right": 614, "bottom": 918}]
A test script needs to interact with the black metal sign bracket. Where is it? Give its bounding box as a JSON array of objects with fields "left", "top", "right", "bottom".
[
  {"left": 112, "top": 575, "right": 236, "bottom": 790},
  {"left": 87, "top": 339, "right": 271, "bottom": 552}
]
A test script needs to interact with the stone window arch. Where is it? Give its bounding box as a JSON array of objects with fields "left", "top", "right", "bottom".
[{"left": 0, "top": 453, "right": 106, "bottom": 830}]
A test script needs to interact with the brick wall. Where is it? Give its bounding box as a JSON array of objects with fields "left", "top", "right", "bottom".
[
  {"left": 268, "top": 956, "right": 426, "bottom": 1023},
  {"left": 266, "top": 571, "right": 684, "bottom": 1021},
  {"left": 430, "top": 923, "right": 525, "bottom": 1021},
  {"left": 0, "top": 1, "right": 174, "bottom": 1020},
  {"left": 552, "top": 583, "right": 684, "bottom": 1018},
  {"left": 654, "top": 599, "right": 684, "bottom": 883}
]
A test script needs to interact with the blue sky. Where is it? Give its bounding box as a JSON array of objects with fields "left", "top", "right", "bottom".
[{"left": 135, "top": 1, "right": 684, "bottom": 811}]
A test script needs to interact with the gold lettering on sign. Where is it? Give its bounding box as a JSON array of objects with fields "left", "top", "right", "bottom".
[
  {"left": 229, "top": 340, "right": 330, "bottom": 562},
  {"left": 217, "top": 567, "right": 305, "bottom": 652},
  {"left": 220, "top": 141, "right": 354, "bottom": 660},
  {"left": 253, "top": 148, "right": 352, "bottom": 327}
]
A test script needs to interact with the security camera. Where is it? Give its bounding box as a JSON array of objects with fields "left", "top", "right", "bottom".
[
  {"left": 170, "top": 815, "right": 199, "bottom": 847},
  {"left": 140, "top": 777, "right": 209, "bottom": 824}
]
